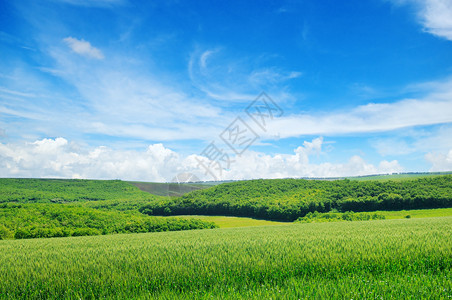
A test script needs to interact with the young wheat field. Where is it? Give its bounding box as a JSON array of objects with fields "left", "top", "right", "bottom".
[{"left": 0, "top": 217, "right": 450, "bottom": 299}]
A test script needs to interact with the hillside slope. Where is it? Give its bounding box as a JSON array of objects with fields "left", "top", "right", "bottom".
[
  {"left": 0, "top": 179, "right": 217, "bottom": 240},
  {"left": 129, "top": 181, "right": 214, "bottom": 197},
  {"left": 140, "top": 175, "right": 452, "bottom": 221}
]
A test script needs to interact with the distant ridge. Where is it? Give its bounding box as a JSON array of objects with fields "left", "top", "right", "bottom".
[{"left": 130, "top": 171, "right": 452, "bottom": 197}]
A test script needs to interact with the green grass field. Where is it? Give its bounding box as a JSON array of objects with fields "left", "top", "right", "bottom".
[
  {"left": 1, "top": 177, "right": 451, "bottom": 298},
  {"left": 171, "top": 215, "right": 288, "bottom": 228},
  {"left": 0, "top": 217, "right": 450, "bottom": 299},
  {"left": 378, "top": 207, "right": 452, "bottom": 219},
  {"left": 172, "top": 208, "right": 452, "bottom": 228}
]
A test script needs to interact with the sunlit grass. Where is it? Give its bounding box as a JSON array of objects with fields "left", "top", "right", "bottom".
[
  {"left": 377, "top": 207, "right": 452, "bottom": 219},
  {"left": 171, "top": 215, "right": 288, "bottom": 228},
  {"left": 169, "top": 208, "right": 452, "bottom": 228},
  {"left": 0, "top": 217, "right": 450, "bottom": 299}
]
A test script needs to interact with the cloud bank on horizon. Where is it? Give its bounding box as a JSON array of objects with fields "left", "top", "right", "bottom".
[
  {"left": 0, "top": 0, "right": 452, "bottom": 181},
  {"left": 0, "top": 137, "right": 405, "bottom": 181}
]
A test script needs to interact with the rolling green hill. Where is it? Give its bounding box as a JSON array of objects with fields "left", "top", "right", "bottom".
[
  {"left": 129, "top": 181, "right": 216, "bottom": 197},
  {"left": 130, "top": 172, "right": 452, "bottom": 198},
  {"left": 2, "top": 176, "right": 452, "bottom": 239},
  {"left": 140, "top": 175, "right": 452, "bottom": 221},
  {"left": 0, "top": 179, "right": 217, "bottom": 239}
]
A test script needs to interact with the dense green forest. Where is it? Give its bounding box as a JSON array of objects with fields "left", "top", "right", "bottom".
[
  {"left": 129, "top": 181, "right": 214, "bottom": 197},
  {"left": 0, "top": 179, "right": 216, "bottom": 239},
  {"left": 140, "top": 176, "right": 452, "bottom": 221}
]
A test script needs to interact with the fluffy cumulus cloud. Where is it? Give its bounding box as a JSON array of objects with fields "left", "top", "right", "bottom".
[
  {"left": 63, "top": 37, "right": 104, "bottom": 59},
  {"left": 425, "top": 149, "right": 452, "bottom": 171},
  {"left": 0, "top": 137, "right": 404, "bottom": 182},
  {"left": 223, "top": 138, "right": 403, "bottom": 180},
  {"left": 0, "top": 138, "right": 190, "bottom": 181}
]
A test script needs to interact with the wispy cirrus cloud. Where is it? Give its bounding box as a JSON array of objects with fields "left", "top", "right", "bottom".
[
  {"left": 63, "top": 37, "right": 104, "bottom": 59},
  {"left": 0, "top": 49, "right": 224, "bottom": 144},
  {"left": 265, "top": 80, "right": 452, "bottom": 139},
  {"left": 5, "top": 38, "right": 452, "bottom": 148},
  {"left": 188, "top": 48, "right": 301, "bottom": 103},
  {"left": 248, "top": 69, "right": 302, "bottom": 86},
  {"left": 370, "top": 124, "right": 452, "bottom": 158},
  {"left": 45, "top": 42, "right": 226, "bottom": 142}
]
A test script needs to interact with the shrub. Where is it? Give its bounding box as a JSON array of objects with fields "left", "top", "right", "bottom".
[
  {"left": 295, "top": 211, "right": 385, "bottom": 223},
  {"left": 0, "top": 225, "right": 13, "bottom": 240}
]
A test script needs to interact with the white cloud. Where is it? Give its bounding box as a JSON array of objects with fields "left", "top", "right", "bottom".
[
  {"left": 391, "top": 0, "right": 452, "bottom": 41},
  {"left": 7, "top": 38, "right": 447, "bottom": 144},
  {"left": 265, "top": 85, "right": 452, "bottom": 138},
  {"left": 6, "top": 45, "right": 452, "bottom": 145},
  {"left": 190, "top": 47, "right": 452, "bottom": 141},
  {"left": 0, "top": 137, "right": 404, "bottom": 182},
  {"left": 223, "top": 138, "right": 403, "bottom": 180},
  {"left": 0, "top": 138, "right": 188, "bottom": 181},
  {"left": 369, "top": 124, "right": 452, "bottom": 157},
  {"left": 419, "top": 0, "right": 452, "bottom": 41},
  {"left": 425, "top": 149, "right": 452, "bottom": 171},
  {"left": 40, "top": 43, "right": 226, "bottom": 141},
  {"left": 63, "top": 37, "right": 104, "bottom": 59}
]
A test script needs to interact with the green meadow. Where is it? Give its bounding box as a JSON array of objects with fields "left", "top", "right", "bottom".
[
  {"left": 378, "top": 207, "right": 452, "bottom": 219},
  {"left": 0, "top": 217, "right": 450, "bottom": 299},
  {"left": 1, "top": 175, "right": 451, "bottom": 298},
  {"left": 171, "top": 215, "right": 287, "bottom": 228}
]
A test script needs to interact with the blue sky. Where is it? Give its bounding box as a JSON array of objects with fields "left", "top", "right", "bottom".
[{"left": 1, "top": 0, "right": 452, "bottom": 181}]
